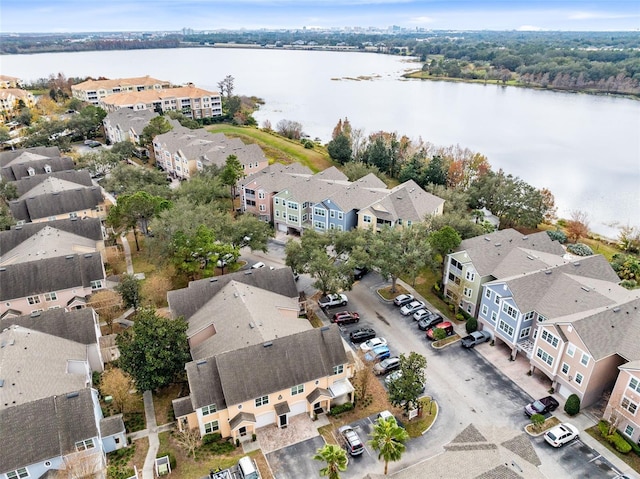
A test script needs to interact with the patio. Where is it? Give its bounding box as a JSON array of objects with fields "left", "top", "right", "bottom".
[{"left": 250, "top": 413, "right": 329, "bottom": 454}]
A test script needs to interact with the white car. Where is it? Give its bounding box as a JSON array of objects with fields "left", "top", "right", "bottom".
[
  {"left": 400, "top": 300, "right": 425, "bottom": 316},
  {"left": 544, "top": 423, "right": 579, "bottom": 447},
  {"left": 318, "top": 293, "right": 348, "bottom": 309},
  {"left": 251, "top": 262, "right": 266, "bottom": 269},
  {"left": 360, "top": 337, "right": 388, "bottom": 352},
  {"left": 413, "top": 309, "right": 430, "bottom": 321}
]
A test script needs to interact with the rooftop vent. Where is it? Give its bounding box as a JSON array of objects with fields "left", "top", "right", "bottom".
[
  {"left": 581, "top": 286, "right": 590, "bottom": 292},
  {"left": 263, "top": 342, "right": 273, "bottom": 348},
  {"left": 196, "top": 360, "right": 207, "bottom": 366},
  {"left": 573, "top": 262, "right": 581, "bottom": 267},
  {"left": 484, "top": 237, "right": 491, "bottom": 241},
  {"left": 209, "top": 278, "right": 218, "bottom": 282},
  {"left": 495, "top": 243, "right": 502, "bottom": 247},
  {"left": 526, "top": 255, "right": 535, "bottom": 260},
  {"left": 83, "top": 253, "right": 92, "bottom": 258},
  {"left": 66, "top": 392, "right": 79, "bottom": 399},
  {"left": 544, "top": 270, "right": 552, "bottom": 275},
  {"left": 65, "top": 255, "right": 74, "bottom": 259},
  {"left": 0, "top": 267, "right": 5, "bottom": 272},
  {"left": 522, "top": 235, "right": 529, "bottom": 240},
  {"left": 249, "top": 323, "right": 254, "bottom": 329},
  {"left": 613, "top": 307, "right": 621, "bottom": 313}
]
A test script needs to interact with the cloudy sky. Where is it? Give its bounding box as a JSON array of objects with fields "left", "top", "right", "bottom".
[{"left": 2, "top": 0, "right": 639, "bottom": 33}]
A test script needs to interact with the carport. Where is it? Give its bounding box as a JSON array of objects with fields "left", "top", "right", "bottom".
[{"left": 329, "top": 378, "right": 355, "bottom": 406}]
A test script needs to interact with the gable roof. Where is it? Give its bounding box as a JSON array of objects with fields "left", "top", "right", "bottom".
[
  {"left": 9, "top": 186, "right": 103, "bottom": 222},
  {"left": 103, "top": 108, "right": 158, "bottom": 133},
  {"left": 168, "top": 267, "right": 299, "bottom": 321},
  {"left": 362, "top": 179, "right": 444, "bottom": 223},
  {"left": 186, "top": 325, "right": 347, "bottom": 409},
  {"left": 72, "top": 76, "right": 170, "bottom": 91},
  {"left": 240, "top": 163, "right": 313, "bottom": 192},
  {"left": 0, "top": 253, "right": 104, "bottom": 301},
  {"left": 0, "top": 389, "right": 98, "bottom": 474},
  {"left": 0, "top": 147, "right": 61, "bottom": 168},
  {"left": 0, "top": 325, "right": 90, "bottom": 409},
  {"left": 1, "top": 156, "right": 75, "bottom": 182},
  {"left": 14, "top": 170, "right": 93, "bottom": 198},
  {"left": 0, "top": 308, "right": 99, "bottom": 346},
  {"left": 188, "top": 280, "right": 311, "bottom": 360},
  {"left": 453, "top": 229, "right": 566, "bottom": 277},
  {"left": 0, "top": 218, "right": 103, "bottom": 256}
]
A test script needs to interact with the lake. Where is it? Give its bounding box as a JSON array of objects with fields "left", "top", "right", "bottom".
[{"left": 2, "top": 47, "right": 639, "bottom": 238}]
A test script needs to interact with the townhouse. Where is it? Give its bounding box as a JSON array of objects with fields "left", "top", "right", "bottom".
[
  {"left": 443, "top": 229, "right": 566, "bottom": 317},
  {"left": 173, "top": 325, "right": 355, "bottom": 441},
  {"left": 0, "top": 147, "right": 73, "bottom": 182},
  {"left": 102, "top": 108, "right": 158, "bottom": 145},
  {"left": 0, "top": 75, "right": 22, "bottom": 89},
  {"left": 71, "top": 76, "right": 171, "bottom": 105},
  {"left": 98, "top": 84, "right": 222, "bottom": 120},
  {"left": 605, "top": 359, "right": 640, "bottom": 447}
]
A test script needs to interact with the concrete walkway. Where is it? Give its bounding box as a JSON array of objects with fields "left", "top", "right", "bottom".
[
  {"left": 121, "top": 233, "right": 134, "bottom": 275},
  {"left": 141, "top": 391, "right": 159, "bottom": 479}
]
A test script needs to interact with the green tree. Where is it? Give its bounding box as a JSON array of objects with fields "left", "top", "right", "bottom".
[
  {"left": 428, "top": 226, "right": 462, "bottom": 263},
  {"left": 530, "top": 413, "right": 545, "bottom": 432},
  {"left": 423, "top": 155, "right": 447, "bottom": 186},
  {"left": 564, "top": 394, "right": 581, "bottom": 416},
  {"left": 219, "top": 154, "right": 245, "bottom": 213},
  {"left": 0, "top": 203, "right": 15, "bottom": 231},
  {"left": 116, "top": 308, "right": 190, "bottom": 391},
  {"left": 171, "top": 224, "right": 233, "bottom": 279},
  {"left": 110, "top": 140, "right": 137, "bottom": 160},
  {"left": 75, "top": 151, "right": 120, "bottom": 177},
  {"left": 0, "top": 180, "right": 18, "bottom": 203},
  {"left": 313, "top": 443, "right": 348, "bottom": 479},
  {"left": 140, "top": 115, "right": 172, "bottom": 147},
  {"left": 387, "top": 352, "right": 427, "bottom": 413},
  {"left": 115, "top": 274, "right": 142, "bottom": 309},
  {"left": 341, "top": 161, "right": 383, "bottom": 182},
  {"left": 327, "top": 133, "right": 352, "bottom": 164},
  {"left": 68, "top": 105, "right": 106, "bottom": 139},
  {"left": 0, "top": 126, "right": 10, "bottom": 143},
  {"left": 102, "top": 163, "right": 170, "bottom": 197},
  {"left": 368, "top": 416, "right": 409, "bottom": 475}
]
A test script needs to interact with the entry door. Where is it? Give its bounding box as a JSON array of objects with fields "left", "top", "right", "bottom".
[
  {"left": 239, "top": 426, "right": 247, "bottom": 437},
  {"left": 279, "top": 414, "right": 288, "bottom": 427}
]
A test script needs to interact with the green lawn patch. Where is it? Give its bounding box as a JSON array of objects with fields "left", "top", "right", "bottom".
[
  {"left": 586, "top": 425, "right": 640, "bottom": 473},
  {"left": 403, "top": 398, "right": 438, "bottom": 438},
  {"left": 377, "top": 284, "right": 409, "bottom": 301},
  {"left": 123, "top": 412, "right": 146, "bottom": 433}
]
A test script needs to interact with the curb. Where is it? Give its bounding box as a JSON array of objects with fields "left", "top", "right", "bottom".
[
  {"left": 421, "top": 400, "right": 439, "bottom": 435},
  {"left": 523, "top": 416, "right": 559, "bottom": 437},
  {"left": 431, "top": 335, "right": 461, "bottom": 350}
]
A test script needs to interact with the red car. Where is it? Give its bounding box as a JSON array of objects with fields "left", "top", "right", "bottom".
[
  {"left": 332, "top": 311, "right": 360, "bottom": 325},
  {"left": 426, "top": 321, "right": 454, "bottom": 340}
]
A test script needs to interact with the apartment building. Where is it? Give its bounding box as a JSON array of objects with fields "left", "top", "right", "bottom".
[{"left": 71, "top": 76, "right": 171, "bottom": 105}]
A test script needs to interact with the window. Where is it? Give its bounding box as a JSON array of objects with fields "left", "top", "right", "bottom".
[
  {"left": 314, "top": 221, "right": 325, "bottom": 229},
  {"left": 363, "top": 215, "right": 372, "bottom": 223},
  {"left": 291, "top": 384, "right": 304, "bottom": 396},
  {"left": 245, "top": 188, "right": 255, "bottom": 195},
  {"left": 202, "top": 404, "right": 217, "bottom": 415},
  {"left": 519, "top": 327, "right": 531, "bottom": 339},
  {"left": 494, "top": 295, "right": 500, "bottom": 305},
  {"left": 27, "top": 296, "right": 40, "bottom": 305},
  {"left": 502, "top": 303, "right": 517, "bottom": 319},
  {"left": 481, "top": 305, "right": 488, "bottom": 316},
  {"left": 255, "top": 395, "right": 269, "bottom": 407},
  {"left": 259, "top": 205, "right": 266, "bottom": 212},
  {"left": 315, "top": 208, "right": 326, "bottom": 217},
  {"left": 567, "top": 344, "right": 576, "bottom": 357},
  {"left": 465, "top": 271, "right": 475, "bottom": 281},
  {"left": 330, "top": 210, "right": 335, "bottom": 218},
  {"left": 288, "top": 215, "right": 298, "bottom": 222},
  {"left": 301, "top": 214, "right": 308, "bottom": 221},
  {"left": 333, "top": 364, "right": 344, "bottom": 375},
  {"left": 624, "top": 425, "right": 634, "bottom": 437},
  {"left": 407, "top": 220, "right": 412, "bottom": 226},
  {"left": 523, "top": 311, "right": 535, "bottom": 321},
  {"left": 90, "top": 280, "right": 103, "bottom": 290},
  {"left": 463, "top": 287, "right": 472, "bottom": 298},
  {"left": 622, "top": 397, "right": 638, "bottom": 415},
  {"left": 450, "top": 258, "right": 462, "bottom": 270},
  {"left": 575, "top": 372, "right": 584, "bottom": 385},
  {"left": 536, "top": 348, "right": 554, "bottom": 367},
  {"left": 275, "top": 198, "right": 280, "bottom": 205},
  {"left": 338, "top": 212, "right": 343, "bottom": 220},
  {"left": 275, "top": 210, "right": 280, "bottom": 218},
  {"left": 629, "top": 378, "right": 640, "bottom": 393},
  {"left": 484, "top": 289, "right": 491, "bottom": 299},
  {"left": 204, "top": 421, "right": 219, "bottom": 434},
  {"left": 287, "top": 201, "right": 298, "bottom": 210},
  {"left": 44, "top": 292, "right": 57, "bottom": 302},
  {"left": 541, "top": 330, "right": 559, "bottom": 348},
  {"left": 537, "top": 315, "right": 547, "bottom": 323},
  {"left": 498, "top": 320, "right": 514, "bottom": 338},
  {"left": 490, "top": 311, "right": 497, "bottom": 323},
  {"left": 75, "top": 439, "right": 95, "bottom": 451},
  {"left": 258, "top": 192, "right": 265, "bottom": 199},
  {"left": 561, "top": 363, "right": 570, "bottom": 375},
  {"left": 580, "top": 353, "right": 590, "bottom": 367},
  {"left": 69, "top": 212, "right": 78, "bottom": 219},
  {"left": 7, "top": 469, "right": 29, "bottom": 479}
]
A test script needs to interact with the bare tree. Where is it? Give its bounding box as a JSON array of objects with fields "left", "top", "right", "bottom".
[
  {"left": 603, "top": 389, "right": 624, "bottom": 436},
  {"left": 565, "top": 210, "right": 590, "bottom": 243},
  {"left": 276, "top": 119, "right": 303, "bottom": 140},
  {"left": 217, "top": 75, "right": 235, "bottom": 100},
  {"left": 56, "top": 449, "right": 104, "bottom": 479},
  {"left": 261, "top": 119, "right": 272, "bottom": 131},
  {"left": 354, "top": 351, "right": 375, "bottom": 406},
  {"left": 87, "top": 290, "right": 123, "bottom": 333},
  {"left": 174, "top": 427, "right": 202, "bottom": 459}
]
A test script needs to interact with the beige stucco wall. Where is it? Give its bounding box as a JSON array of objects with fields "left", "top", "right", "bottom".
[{"left": 605, "top": 368, "right": 640, "bottom": 444}]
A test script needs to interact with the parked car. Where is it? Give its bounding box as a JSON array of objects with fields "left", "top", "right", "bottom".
[
  {"left": 393, "top": 294, "right": 414, "bottom": 306},
  {"left": 318, "top": 293, "right": 348, "bottom": 309},
  {"left": 384, "top": 370, "right": 402, "bottom": 386},
  {"left": 365, "top": 345, "right": 391, "bottom": 362},
  {"left": 460, "top": 330, "right": 492, "bottom": 348},
  {"left": 426, "top": 321, "right": 454, "bottom": 340},
  {"left": 251, "top": 261, "right": 266, "bottom": 269},
  {"left": 217, "top": 253, "right": 235, "bottom": 268},
  {"left": 350, "top": 328, "right": 376, "bottom": 344},
  {"left": 374, "top": 357, "right": 401, "bottom": 375},
  {"left": 360, "top": 337, "right": 387, "bottom": 352},
  {"left": 400, "top": 300, "right": 425, "bottom": 316},
  {"left": 84, "top": 139, "right": 102, "bottom": 148},
  {"left": 377, "top": 410, "right": 405, "bottom": 428},
  {"left": 412, "top": 309, "right": 430, "bottom": 321},
  {"left": 338, "top": 425, "right": 365, "bottom": 456},
  {"left": 417, "top": 313, "right": 444, "bottom": 331},
  {"left": 353, "top": 265, "right": 369, "bottom": 280},
  {"left": 524, "top": 396, "right": 560, "bottom": 416},
  {"left": 331, "top": 311, "right": 360, "bottom": 325},
  {"left": 544, "top": 423, "right": 579, "bottom": 447}
]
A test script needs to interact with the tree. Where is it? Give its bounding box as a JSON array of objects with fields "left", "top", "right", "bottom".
[
  {"left": 102, "top": 163, "right": 170, "bottom": 197},
  {"left": 327, "top": 133, "right": 352, "bottom": 164},
  {"left": 423, "top": 155, "right": 447, "bottom": 186},
  {"left": 530, "top": 413, "right": 545, "bottom": 432},
  {"left": 217, "top": 74, "right": 235, "bottom": 100},
  {"left": 219, "top": 155, "right": 245, "bottom": 213},
  {"left": 313, "top": 443, "right": 348, "bottom": 479},
  {"left": 174, "top": 427, "right": 202, "bottom": 460},
  {"left": 0, "top": 203, "right": 15, "bottom": 231},
  {"left": 116, "top": 308, "right": 190, "bottom": 391},
  {"left": 368, "top": 416, "right": 409, "bottom": 475},
  {"left": 56, "top": 449, "right": 104, "bottom": 479},
  {"left": 87, "top": 289, "right": 122, "bottom": 333},
  {"left": 116, "top": 274, "right": 142, "bottom": 309},
  {"left": 387, "top": 352, "right": 427, "bottom": 413},
  {"left": 428, "top": 226, "right": 461, "bottom": 263},
  {"left": 171, "top": 224, "right": 233, "bottom": 279},
  {"left": 617, "top": 224, "right": 640, "bottom": 254},
  {"left": 75, "top": 150, "right": 120, "bottom": 177},
  {"left": 565, "top": 210, "right": 590, "bottom": 243},
  {"left": 276, "top": 119, "right": 303, "bottom": 140},
  {"left": 564, "top": 394, "right": 581, "bottom": 416},
  {"left": 0, "top": 126, "right": 10, "bottom": 143},
  {"left": 68, "top": 105, "right": 106, "bottom": 139},
  {"left": 341, "top": 161, "right": 383, "bottom": 182},
  {"left": 140, "top": 115, "right": 172, "bottom": 147},
  {"left": 0, "top": 180, "right": 18, "bottom": 203},
  {"left": 100, "top": 367, "right": 136, "bottom": 413}
]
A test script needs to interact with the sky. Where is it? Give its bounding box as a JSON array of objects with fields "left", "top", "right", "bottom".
[{"left": 1, "top": 0, "right": 639, "bottom": 33}]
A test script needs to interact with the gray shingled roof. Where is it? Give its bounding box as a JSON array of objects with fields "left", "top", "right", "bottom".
[
  {"left": 14, "top": 170, "right": 93, "bottom": 197},
  {"left": 0, "top": 253, "right": 104, "bottom": 301},
  {"left": 172, "top": 396, "right": 194, "bottom": 418},
  {"left": 363, "top": 179, "right": 444, "bottom": 223},
  {"left": 0, "top": 308, "right": 98, "bottom": 345},
  {"left": 100, "top": 414, "right": 126, "bottom": 437},
  {"left": 103, "top": 108, "right": 158, "bottom": 134},
  {"left": 0, "top": 389, "right": 98, "bottom": 474},
  {"left": 184, "top": 356, "right": 228, "bottom": 412},
  {"left": 0, "top": 146, "right": 61, "bottom": 167},
  {"left": 9, "top": 187, "right": 103, "bottom": 221},
  {"left": 0, "top": 217, "right": 103, "bottom": 255},
  {"left": 168, "top": 267, "right": 299, "bottom": 320},
  {"left": 1, "top": 157, "right": 75, "bottom": 182},
  {"left": 240, "top": 163, "right": 312, "bottom": 191},
  {"left": 229, "top": 412, "right": 256, "bottom": 430}
]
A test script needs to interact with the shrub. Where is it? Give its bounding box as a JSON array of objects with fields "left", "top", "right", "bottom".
[
  {"left": 466, "top": 317, "right": 478, "bottom": 333},
  {"left": 566, "top": 243, "right": 594, "bottom": 256},
  {"left": 607, "top": 432, "right": 632, "bottom": 454},
  {"left": 547, "top": 229, "right": 567, "bottom": 243},
  {"left": 530, "top": 413, "right": 545, "bottom": 430},
  {"left": 202, "top": 433, "right": 222, "bottom": 445},
  {"left": 433, "top": 328, "right": 447, "bottom": 341},
  {"left": 329, "top": 402, "right": 354, "bottom": 416},
  {"left": 564, "top": 394, "right": 581, "bottom": 416},
  {"left": 597, "top": 420, "right": 609, "bottom": 436}
]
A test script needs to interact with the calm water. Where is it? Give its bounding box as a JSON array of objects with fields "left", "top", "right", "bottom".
[{"left": 2, "top": 47, "right": 639, "bottom": 238}]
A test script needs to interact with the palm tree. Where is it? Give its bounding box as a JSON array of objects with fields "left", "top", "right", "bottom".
[
  {"left": 369, "top": 416, "right": 410, "bottom": 475},
  {"left": 313, "top": 443, "right": 348, "bottom": 479}
]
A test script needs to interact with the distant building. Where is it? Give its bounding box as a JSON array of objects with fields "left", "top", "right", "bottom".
[
  {"left": 0, "top": 89, "right": 36, "bottom": 123},
  {"left": 102, "top": 108, "right": 158, "bottom": 145},
  {"left": 71, "top": 75, "right": 171, "bottom": 105},
  {"left": 0, "top": 75, "right": 22, "bottom": 89}
]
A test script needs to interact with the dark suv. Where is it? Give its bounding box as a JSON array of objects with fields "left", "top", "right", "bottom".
[
  {"left": 350, "top": 328, "right": 376, "bottom": 343},
  {"left": 353, "top": 266, "right": 368, "bottom": 280},
  {"left": 417, "top": 312, "right": 444, "bottom": 331}
]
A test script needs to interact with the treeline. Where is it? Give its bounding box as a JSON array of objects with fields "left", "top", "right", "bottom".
[{"left": 0, "top": 35, "right": 181, "bottom": 55}]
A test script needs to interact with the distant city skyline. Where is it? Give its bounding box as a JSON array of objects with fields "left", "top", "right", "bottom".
[{"left": 1, "top": 0, "right": 639, "bottom": 34}]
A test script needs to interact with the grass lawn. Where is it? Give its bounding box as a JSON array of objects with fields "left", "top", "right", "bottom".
[
  {"left": 153, "top": 383, "right": 186, "bottom": 425},
  {"left": 206, "top": 124, "right": 333, "bottom": 172},
  {"left": 586, "top": 426, "right": 640, "bottom": 473},
  {"left": 403, "top": 398, "right": 438, "bottom": 438},
  {"left": 401, "top": 268, "right": 455, "bottom": 321},
  {"left": 377, "top": 284, "right": 409, "bottom": 301}
]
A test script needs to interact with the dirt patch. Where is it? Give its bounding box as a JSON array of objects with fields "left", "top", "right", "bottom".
[
  {"left": 377, "top": 284, "right": 409, "bottom": 301},
  {"left": 154, "top": 383, "right": 187, "bottom": 425}
]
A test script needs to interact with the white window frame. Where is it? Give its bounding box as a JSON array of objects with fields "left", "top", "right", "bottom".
[
  {"left": 629, "top": 378, "right": 640, "bottom": 393},
  {"left": 502, "top": 303, "right": 517, "bottom": 319},
  {"left": 75, "top": 438, "right": 95, "bottom": 451},
  {"left": 481, "top": 305, "right": 488, "bottom": 316},
  {"left": 363, "top": 215, "right": 372, "bottom": 224},
  {"left": 575, "top": 372, "right": 584, "bottom": 385},
  {"left": 463, "top": 287, "right": 472, "bottom": 298},
  {"left": 291, "top": 384, "right": 304, "bottom": 396},
  {"left": 27, "top": 295, "right": 41, "bottom": 305},
  {"left": 485, "top": 289, "right": 491, "bottom": 299},
  {"left": 204, "top": 420, "right": 219, "bottom": 434},
  {"left": 255, "top": 395, "right": 269, "bottom": 407},
  {"left": 490, "top": 311, "right": 497, "bottom": 323},
  {"left": 561, "top": 363, "right": 570, "bottom": 375},
  {"left": 333, "top": 364, "right": 344, "bottom": 375},
  {"left": 622, "top": 397, "right": 638, "bottom": 415},
  {"left": 258, "top": 191, "right": 265, "bottom": 199},
  {"left": 498, "top": 320, "right": 514, "bottom": 338},
  {"left": 202, "top": 404, "right": 217, "bottom": 415},
  {"left": 465, "top": 271, "right": 475, "bottom": 281},
  {"left": 519, "top": 327, "right": 531, "bottom": 339},
  {"left": 44, "top": 292, "right": 57, "bottom": 302},
  {"left": 541, "top": 329, "right": 559, "bottom": 348},
  {"left": 337, "top": 212, "right": 343, "bottom": 220},
  {"left": 624, "top": 424, "right": 634, "bottom": 437},
  {"left": 580, "top": 353, "right": 590, "bottom": 367},
  {"left": 259, "top": 204, "right": 266, "bottom": 212},
  {"left": 90, "top": 280, "right": 103, "bottom": 290},
  {"left": 536, "top": 348, "right": 554, "bottom": 367},
  {"left": 567, "top": 344, "right": 576, "bottom": 357},
  {"left": 7, "top": 469, "right": 29, "bottom": 479}
]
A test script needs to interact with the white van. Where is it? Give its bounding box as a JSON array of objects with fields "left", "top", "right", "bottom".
[{"left": 237, "top": 456, "right": 260, "bottom": 479}]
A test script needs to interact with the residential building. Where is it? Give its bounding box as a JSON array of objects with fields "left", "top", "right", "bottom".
[
  {"left": 11, "top": 170, "right": 93, "bottom": 197},
  {"left": 98, "top": 84, "right": 222, "bottom": 120},
  {"left": 0, "top": 89, "right": 35, "bottom": 123},
  {"left": 0, "top": 75, "right": 22, "bottom": 89},
  {"left": 71, "top": 76, "right": 171, "bottom": 105},
  {"left": 0, "top": 147, "right": 73, "bottom": 182},
  {"left": 102, "top": 108, "right": 158, "bottom": 145},
  {"left": 240, "top": 163, "right": 313, "bottom": 222},
  {"left": 605, "top": 360, "right": 640, "bottom": 447},
  {"left": 443, "top": 229, "right": 566, "bottom": 317},
  {"left": 0, "top": 252, "right": 106, "bottom": 318},
  {"left": 173, "top": 325, "right": 354, "bottom": 441},
  {"left": 356, "top": 179, "right": 445, "bottom": 231}
]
